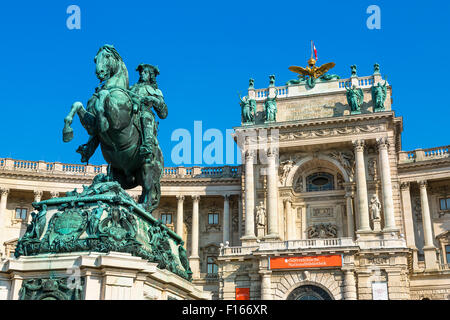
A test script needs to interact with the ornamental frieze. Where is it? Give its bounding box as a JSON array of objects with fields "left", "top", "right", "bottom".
[{"left": 279, "top": 124, "right": 384, "bottom": 142}]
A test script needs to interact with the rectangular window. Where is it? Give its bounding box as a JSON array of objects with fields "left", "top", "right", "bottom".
[
  {"left": 15, "top": 208, "right": 28, "bottom": 220},
  {"left": 207, "top": 256, "right": 218, "bottom": 274},
  {"left": 446, "top": 245, "right": 450, "bottom": 264},
  {"left": 161, "top": 213, "right": 172, "bottom": 225},
  {"left": 439, "top": 198, "right": 450, "bottom": 210},
  {"left": 208, "top": 213, "right": 219, "bottom": 225}
]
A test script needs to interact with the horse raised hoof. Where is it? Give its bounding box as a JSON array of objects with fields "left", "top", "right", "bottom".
[{"left": 63, "top": 125, "right": 74, "bottom": 142}]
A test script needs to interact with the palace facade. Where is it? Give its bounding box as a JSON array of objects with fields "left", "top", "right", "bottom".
[{"left": 1, "top": 64, "right": 449, "bottom": 300}]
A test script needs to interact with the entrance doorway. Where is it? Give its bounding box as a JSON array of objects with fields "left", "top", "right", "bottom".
[{"left": 287, "top": 285, "right": 333, "bottom": 300}]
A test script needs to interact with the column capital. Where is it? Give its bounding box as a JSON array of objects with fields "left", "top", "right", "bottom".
[
  {"left": 33, "top": 190, "right": 43, "bottom": 197},
  {"left": 352, "top": 139, "right": 365, "bottom": 151},
  {"left": 0, "top": 188, "right": 10, "bottom": 196},
  {"left": 376, "top": 136, "right": 390, "bottom": 150},
  {"left": 176, "top": 195, "right": 185, "bottom": 201},
  {"left": 267, "top": 146, "right": 279, "bottom": 158},
  {"left": 245, "top": 149, "right": 256, "bottom": 160},
  {"left": 418, "top": 180, "right": 428, "bottom": 189},
  {"left": 283, "top": 198, "right": 292, "bottom": 205},
  {"left": 223, "top": 194, "right": 230, "bottom": 201},
  {"left": 191, "top": 194, "right": 201, "bottom": 201},
  {"left": 50, "top": 191, "right": 59, "bottom": 198},
  {"left": 400, "top": 182, "right": 410, "bottom": 191},
  {"left": 344, "top": 184, "right": 355, "bottom": 197}
]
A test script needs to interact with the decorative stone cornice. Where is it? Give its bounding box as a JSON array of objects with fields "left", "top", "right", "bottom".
[{"left": 234, "top": 111, "right": 396, "bottom": 132}]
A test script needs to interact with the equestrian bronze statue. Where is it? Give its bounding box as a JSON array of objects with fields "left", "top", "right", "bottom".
[{"left": 63, "top": 44, "right": 167, "bottom": 213}]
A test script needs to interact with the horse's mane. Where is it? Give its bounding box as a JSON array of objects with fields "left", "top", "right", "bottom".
[
  {"left": 96, "top": 44, "right": 123, "bottom": 62},
  {"left": 96, "top": 44, "right": 129, "bottom": 88}
]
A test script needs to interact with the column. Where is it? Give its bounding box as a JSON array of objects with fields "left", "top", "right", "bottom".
[
  {"left": 284, "top": 199, "right": 295, "bottom": 240},
  {"left": 265, "top": 148, "right": 279, "bottom": 240},
  {"left": 190, "top": 195, "right": 200, "bottom": 278},
  {"left": 343, "top": 270, "right": 357, "bottom": 300},
  {"left": 418, "top": 180, "right": 438, "bottom": 270},
  {"left": 353, "top": 140, "right": 371, "bottom": 232},
  {"left": 237, "top": 195, "right": 243, "bottom": 242},
  {"left": 400, "top": 182, "right": 419, "bottom": 269},
  {"left": 176, "top": 195, "right": 184, "bottom": 238},
  {"left": 377, "top": 137, "right": 397, "bottom": 231},
  {"left": 0, "top": 188, "right": 10, "bottom": 257},
  {"left": 301, "top": 205, "right": 307, "bottom": 239},
  {"left": 345, "top": 186, "right": 355, "bottom": 239},
  {"left": 260, "top": 271, "right": 273, "bottom": 300},
  {"left": 223, "top": 194, "right": 230, "bottom": 244},
  {"left": 242, "top": 150, "right": 256, "bottom": 240}
]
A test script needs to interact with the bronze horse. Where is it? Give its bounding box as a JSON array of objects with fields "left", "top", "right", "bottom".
[{"left": 63, "top": 45, "right": 166, "bottom": 213}]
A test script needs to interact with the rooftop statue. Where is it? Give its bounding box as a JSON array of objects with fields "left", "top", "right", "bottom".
[
  {"left": 288, "top": 57, "right": 336, "bottom": 88},
  {"left": 371, "top": 80, "right": 387, "bottom": 112},
  {"left": 346, "top": 85, "right": 364, "bottom": 115},
  {"left": 239, "top": 94, "right": 255, "bottom": 124},
  {"left": 63, "top": 45, "right": 166, "bottom": 213},
  {"left": 264, "top": 91, "right": 278, "bottom": 122}
]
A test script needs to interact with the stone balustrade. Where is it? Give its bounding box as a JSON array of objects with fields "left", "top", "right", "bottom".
[
  {"left": 258, "top": 237, "right": 357, "bottom": 251},
  {"left": 398, "top": 145, "right": 450, "bottom": 164},
  {"left": 219, "top": 237, "right": 407, "bottom": 257},
  {"left": 357, "top": 238, "right": 407, "bottom": 250},
  {"left": 220, "top": 245, "right": 259, "bottom": 256},
  {"left": 251, "top": 75, "right": 379, "bottom": 102},
  {"left": 0, "top": 158, "right": 242, "bottom": 179}
]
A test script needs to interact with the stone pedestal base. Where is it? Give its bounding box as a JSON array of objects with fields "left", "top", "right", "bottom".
[
  {"left": 0, "top": 252, "right": 211, "bottom": 300},
  {"left": 240, "top": 235, "right": 258, "bottom": 247},
  {"left": 256, "top": 226, "right": 265, "bottom": 239},
  {"left": 382, "top": 228, "right": 400, "bottom": 239},
  {"left": 356, "top": 230, "right": 375, "bottom": 240},
  {"left": 189, "top": 256, "right": 201, "bottom": 279},
  {"left": 423, "top": 246, "right": 438, "bottom": 271},
  {"left": 263, "top": 233, "right": 280, "bottom": 241},
  {"left": 373, "top": 219, "right": 381, "bottom": 232}
]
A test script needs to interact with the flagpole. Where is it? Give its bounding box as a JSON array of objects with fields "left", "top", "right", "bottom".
[{"left": 310, "top": 40, "right": 313, "bottom": 59}]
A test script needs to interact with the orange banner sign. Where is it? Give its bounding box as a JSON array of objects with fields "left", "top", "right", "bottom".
[
  {"left": 235, "top": 288, "right": 250, "bottom": 300},
  {"left": 269, "top": 254, "right": 342, "bottom": 270}
]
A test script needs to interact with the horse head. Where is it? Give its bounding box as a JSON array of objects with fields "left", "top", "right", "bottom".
[{"left": 94, "top": 45, "right": 129, "bottom": 88}]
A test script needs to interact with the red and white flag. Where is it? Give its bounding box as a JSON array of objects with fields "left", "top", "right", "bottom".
[{"left": 313, "top": 42, "right": 318, "bottom": 60}]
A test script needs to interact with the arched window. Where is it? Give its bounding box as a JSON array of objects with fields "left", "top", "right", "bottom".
[{"left": 306, "top": 172, "right": 334, "bottom": 192}]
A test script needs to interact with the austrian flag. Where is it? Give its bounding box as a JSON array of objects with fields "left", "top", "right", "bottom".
[{"left": 313, "top": 42, "right": 318, "bottom": 60}]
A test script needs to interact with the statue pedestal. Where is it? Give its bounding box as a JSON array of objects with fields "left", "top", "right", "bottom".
[
  {"left": 373, "top": 218, "right": 382, "bottom": 232},
  {"left": 257, "top": 226, "right": 265, "bottom": 239},
  {"left": 14, "top": 175, "right": 193, "bottom": 283},
  {"left": 0, "top": 252, "right": 211, "bottom": 300}
]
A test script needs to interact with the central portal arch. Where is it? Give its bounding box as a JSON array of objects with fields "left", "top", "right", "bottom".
[{"left": 287, "top": 285, "right": 333, "bottom": 300}]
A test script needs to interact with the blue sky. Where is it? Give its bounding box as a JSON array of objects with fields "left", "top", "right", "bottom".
[{"left": 0, "top": 0, "right": 449, "bottom": 166}]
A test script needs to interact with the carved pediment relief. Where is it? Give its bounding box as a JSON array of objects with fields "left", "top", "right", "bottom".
[{"left": 307, "top": 223, "right": 338, "bottom": 239}]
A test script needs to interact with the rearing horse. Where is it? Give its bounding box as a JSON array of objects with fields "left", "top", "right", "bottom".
[{"left": 63, "top": 45, "right": 166, "bottom": 213}]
